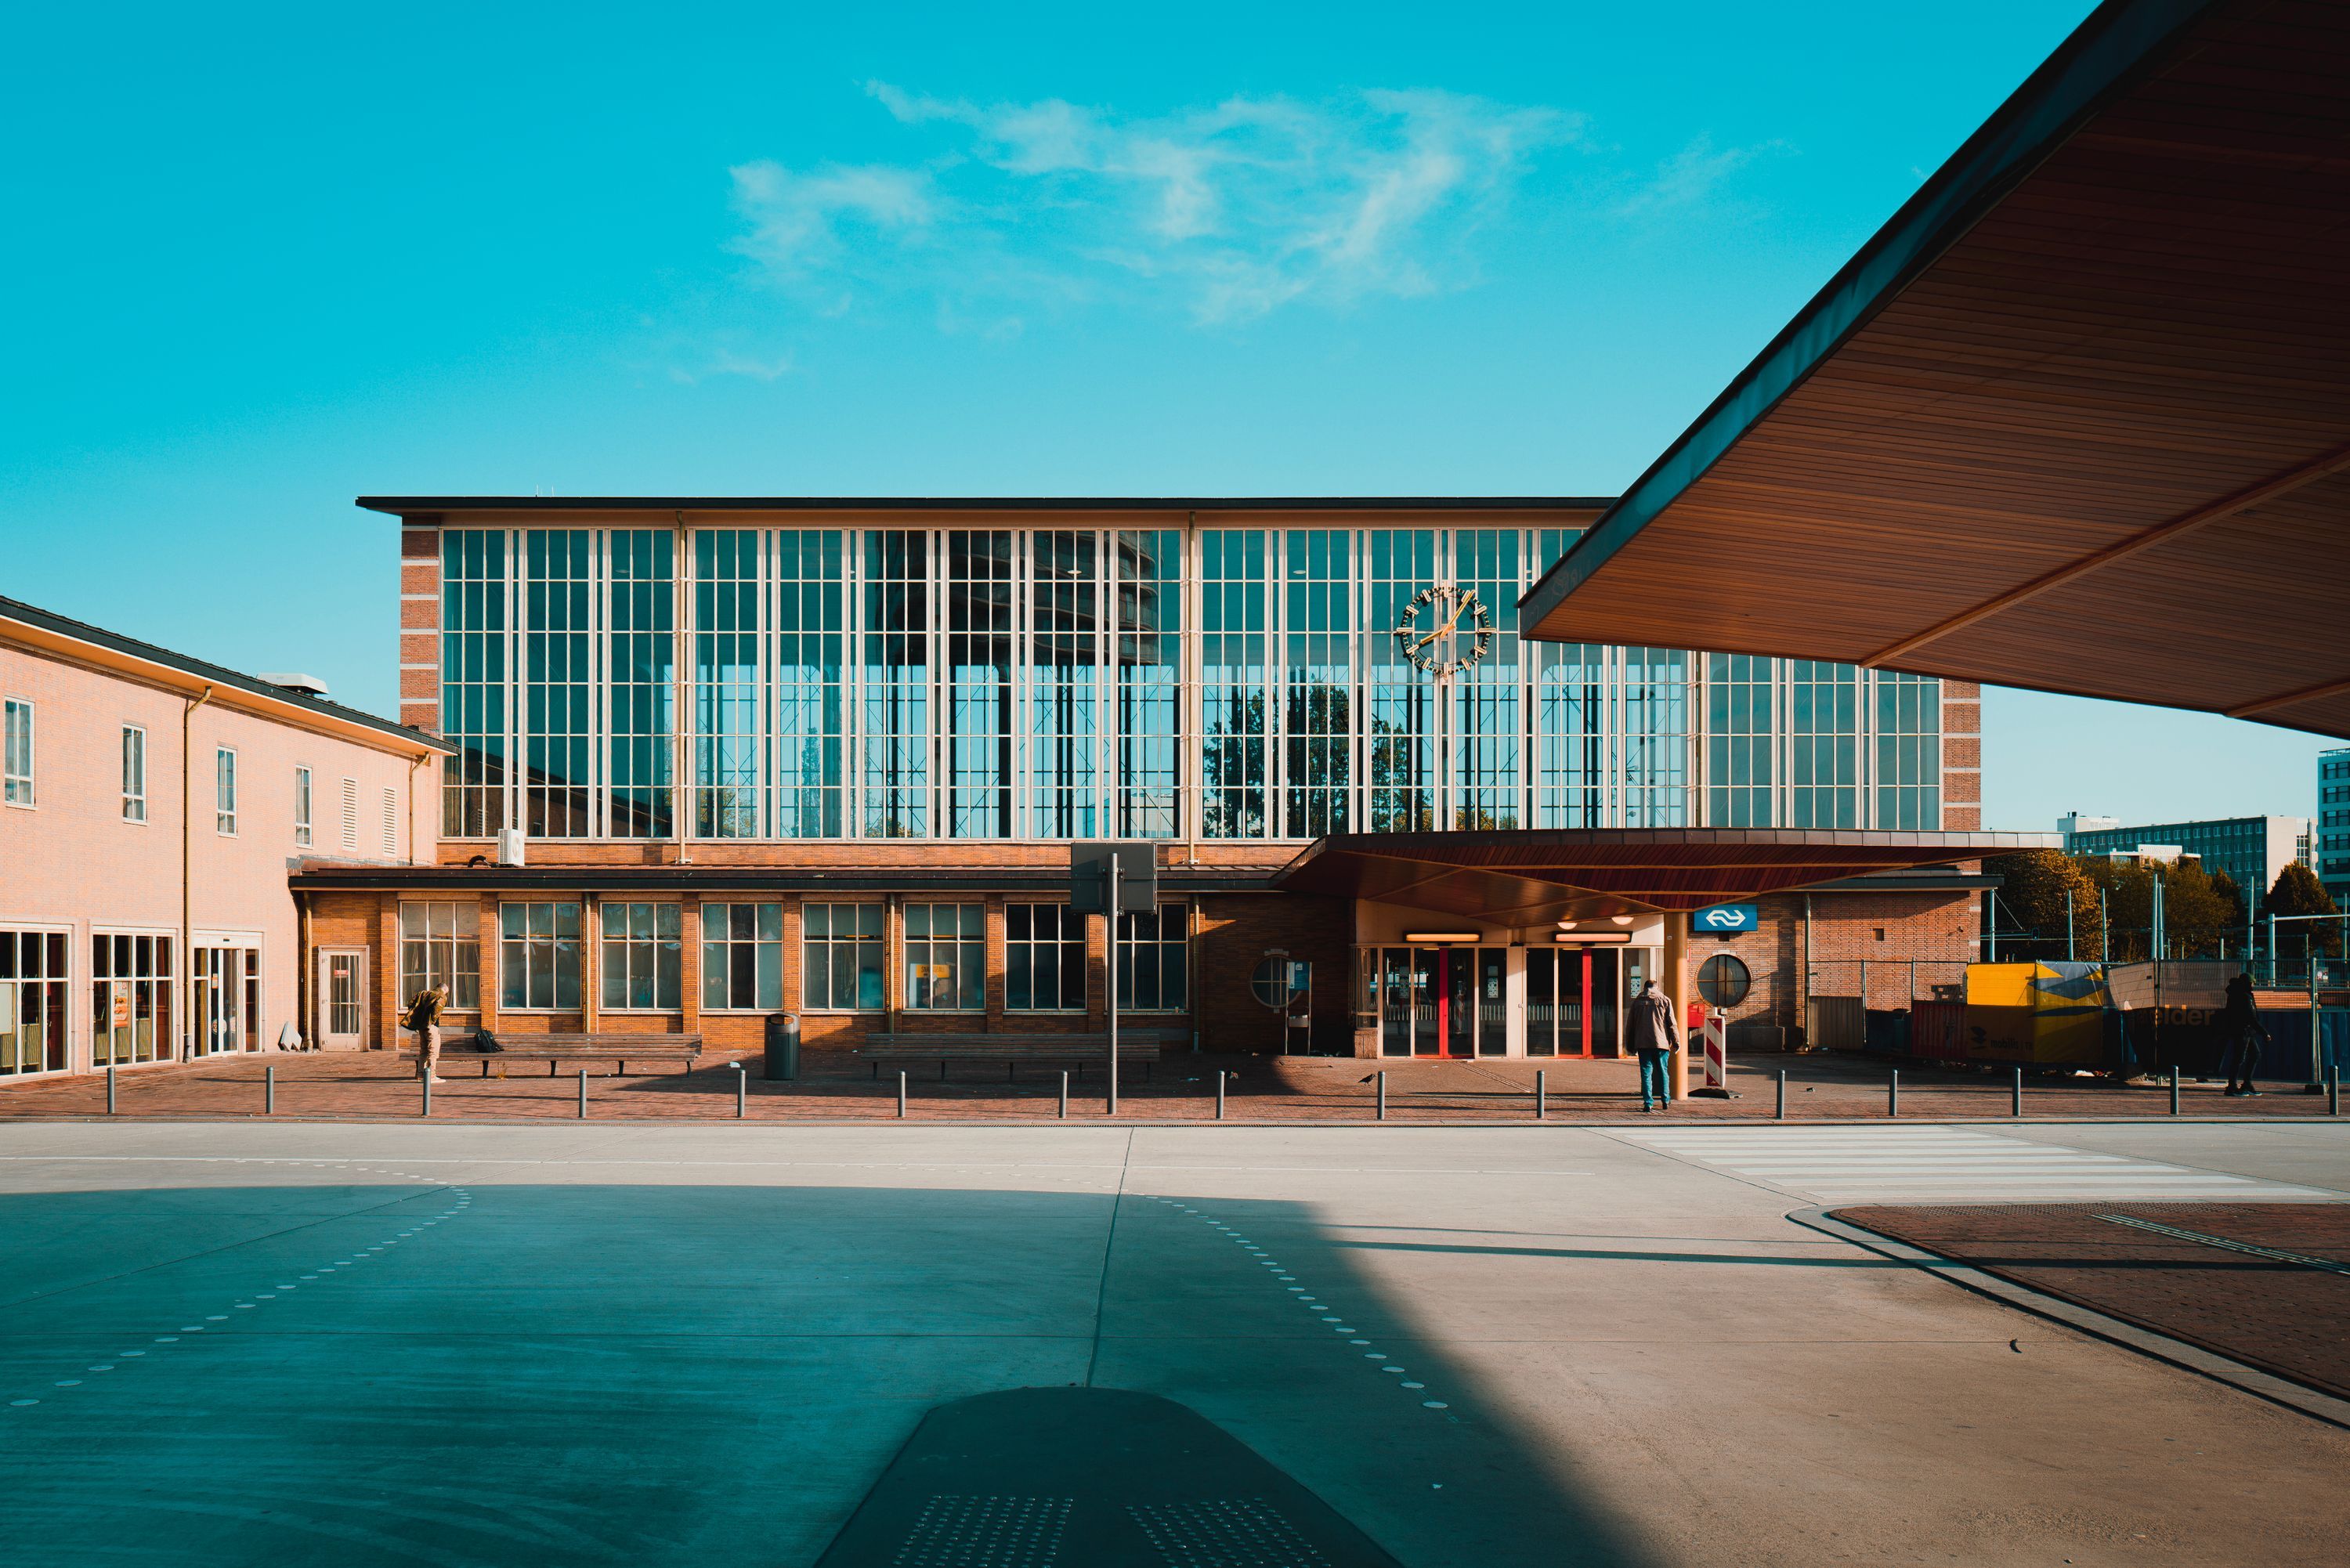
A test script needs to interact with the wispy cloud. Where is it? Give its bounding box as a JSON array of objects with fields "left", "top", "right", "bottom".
[
  {"left": 1617, "top": 133, "right": 1792, "bottom": 218},
  {"left": 728, "top": 86, "right": 1581, "bottom": 326}
]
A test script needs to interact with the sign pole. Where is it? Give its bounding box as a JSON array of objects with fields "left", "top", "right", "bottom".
[{"left": 1107, "top": 855, "right": 1120, "bottom": 1117}]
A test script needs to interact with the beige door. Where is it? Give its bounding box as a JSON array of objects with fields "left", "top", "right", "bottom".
[{"left": 317, "top": 950, "right": 367, "bottom": 1051}]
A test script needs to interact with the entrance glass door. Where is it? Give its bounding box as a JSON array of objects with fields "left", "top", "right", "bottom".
[
  {"left": 1376, "top": 948, "right": 1434, "bottom": 1057},
  {"left": 1372, "top": 946, "right": 1505, "bottom": 1057},
  {"left": 318, "top": 951, "right": 365, "bottom": 1050},
  {"left": 193, "top": 947, "right": 260, "bottom": 1057},
  {"left": 1527, "top": 946, "right": 1622, "bottom": 1057}
]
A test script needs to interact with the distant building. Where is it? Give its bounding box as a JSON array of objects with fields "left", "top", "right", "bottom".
[
  {"left": 2319, "top": 749, "right": 2350, "bottom": 905},
  {"left": 2059, "top": 814, "right": 2313, "bottom": 905}
]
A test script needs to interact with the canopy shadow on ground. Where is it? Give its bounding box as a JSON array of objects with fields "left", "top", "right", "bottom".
[{"left": 0, "top": 1179, "right": 1660, "bottom": 1568}]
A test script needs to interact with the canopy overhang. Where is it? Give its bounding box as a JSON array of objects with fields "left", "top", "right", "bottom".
[
  {"left": 1519, "top": 0, "right": 2350, "bottom": 737},
  {"left": 1273, "top": 828, "right": 2055, "bottom": 926}
]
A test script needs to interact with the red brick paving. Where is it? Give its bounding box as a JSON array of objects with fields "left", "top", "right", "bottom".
[
  {"left": 1833, "top": 1203, "right": 2350, "bottom": 1402},
  {"left": 1, "top": 1049, "right": 2342, "bottom": 1123}
]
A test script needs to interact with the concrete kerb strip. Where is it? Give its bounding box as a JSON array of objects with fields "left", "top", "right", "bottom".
[
  {"left": 2, "top": 1113, "right": 2346, "bottom": 1129},
  {"left": 1789, "top": 1206, "right": 2350, "bottom": 1432}
]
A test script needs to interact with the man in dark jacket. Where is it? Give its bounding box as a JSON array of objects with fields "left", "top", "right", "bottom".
[
  {"left": 2218, "top": 970, "right": 2267, "bottom": 1097},
  {"left": 1627, "top": 977, "right": 1679, "bottom": 1111}
]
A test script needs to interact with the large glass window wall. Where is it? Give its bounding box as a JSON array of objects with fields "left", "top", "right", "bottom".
[{"left": 440, "top": 523, "right": 1940, "bottom": 841}]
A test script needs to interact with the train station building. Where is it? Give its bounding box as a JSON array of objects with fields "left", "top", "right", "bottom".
[{"left": 283, "top": 499, "right": 2012, "bottom": 1067}]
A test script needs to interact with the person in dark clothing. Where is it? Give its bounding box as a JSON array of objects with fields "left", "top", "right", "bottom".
[
  {"left": 1627, "top": 977, "right": 1679, "bottom": 1111},
  {"left": 2218, "top": 970, "right": 2268, "bottom": 1097}
]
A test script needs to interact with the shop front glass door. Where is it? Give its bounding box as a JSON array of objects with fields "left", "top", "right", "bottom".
[
  {"left": 1376, "top": 948, "right": 1434, "bottom": 1057},
  {"left": 194, "top": 947, "right": 261, "bottom": 1057}
]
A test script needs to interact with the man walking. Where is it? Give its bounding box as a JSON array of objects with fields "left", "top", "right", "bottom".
[
  {"left": 2217, "top": 970, "right": 2268, "bottom": 1097},
  {"left": 404, "top": 983, "right": 447, "bottom": 1085},
  {"left": 1628, "top": 976, "right": 1679, "bottom": 1111}
]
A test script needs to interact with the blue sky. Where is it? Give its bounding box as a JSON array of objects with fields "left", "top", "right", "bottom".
[{"left": 2, "top": 1, "right": 2325, "bottom": 830}]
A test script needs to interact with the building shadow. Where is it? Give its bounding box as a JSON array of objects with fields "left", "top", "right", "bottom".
[{"left": 0, "top": 1176, "right": 1663, "bottom": 1568}]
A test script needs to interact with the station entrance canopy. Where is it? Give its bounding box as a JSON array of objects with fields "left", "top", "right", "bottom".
[
  {"left": 1272, "top": 828, "right": 2053, "bottom": 924},
  {"left": 1517, "top": 0, "right": 2350, "bottom": 737}
]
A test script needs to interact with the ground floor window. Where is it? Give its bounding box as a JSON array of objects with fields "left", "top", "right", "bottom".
[
  {"left": 905, "top": 903, "right": 983, "bottom": 1010},
  {"left": 501, "top": 902, "right": 581, "bottom": 1010},
  {"left": 92, "top": 934, "right": 172, "bottom": 1065},
  {"left": 703, "top": 902, "right": 783, "bottom": 1010},
  {"left": 1007, "top": 903, "right": 1083, "bottom": 1011},
  {"left": 1117, "top": 902, "right": 1188, "bottom": 1011},
  {"left": 0, "top": 930, "right": 68, "bottom": 1073},
  {"left": 804, "top": 903, "right": 883, "bottom": 1010},
  {"left": 400, "top": 901, "right": 480, "bottom": 1010},
  {"left": 601, "top": 901, "right": 682, "bottom": 1010},
  {"left": 192, "top": 945, "right": 261, "bottom": 1057}
]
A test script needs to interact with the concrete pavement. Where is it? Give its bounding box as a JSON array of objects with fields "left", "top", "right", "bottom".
[{"left": 1, "top": 1120, "right": 2345, "bottom": 1566}]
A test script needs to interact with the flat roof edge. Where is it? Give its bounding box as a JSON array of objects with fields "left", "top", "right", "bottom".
[{"left": 360, "top": 496, "right": 1617, "bottom": 516}]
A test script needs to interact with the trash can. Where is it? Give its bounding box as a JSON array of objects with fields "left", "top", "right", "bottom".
[{"left": 764, "top": 1013, "right": 801, "bottom": 1082}]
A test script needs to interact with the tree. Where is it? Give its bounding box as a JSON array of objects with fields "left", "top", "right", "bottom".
[
  {"left": 2265, "top": 860, "right": 2341, "bottom": 961},
  {"left": 2158, "top": 858, "right": 2231, "bottom": 956},
  {"left": 1990, "top": 849, "right": 2104, "bottom": 959},
  {"left": 2210, "top": 870, "right": 2248, "bottom": 942}
]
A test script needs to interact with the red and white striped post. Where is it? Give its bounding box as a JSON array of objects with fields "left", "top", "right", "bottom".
[{"left": 1690, "top": 1007, "right": 1739, "bottom": 1099}]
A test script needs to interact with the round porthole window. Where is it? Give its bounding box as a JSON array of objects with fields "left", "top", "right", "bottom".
[
  {"left": 1696, "top": 954, "right": 1751, "bottom": 1008},
  {"left": 1252, "top": 957, "right": 1308, "bottom": 1009}
]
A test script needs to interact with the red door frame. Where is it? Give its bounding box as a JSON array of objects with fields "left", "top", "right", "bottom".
[{"left": 1579, "top": 946, "right": 1594, "bottom": 1058}]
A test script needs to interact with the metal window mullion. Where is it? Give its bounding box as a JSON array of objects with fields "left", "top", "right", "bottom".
[
  {"left": 1181, "top": 522, "right": 1201, "bottom": 846},
  {"left": 929, "top": 529, "right": 945, "bottom": 840},
  {"left": 844, "top": 530, "right": 862, "bottom": 840},
  {"left": 1267, "top": 529, "right": 1285, "bottom": 840},
  {"left": 1097, "top": 528, "right": 1115, "bottom": 840}
]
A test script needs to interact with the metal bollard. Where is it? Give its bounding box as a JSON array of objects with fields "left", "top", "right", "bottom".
[
  {"left": 2330, "top": 1065, "right": 2341, "bottom": 1117},
  {"left": 898, "top": 1071, "right": 908, "bottom": 1119},
  {"left": 266, "top": 1064, "right": 276, "bottom": 1116},
  {"left": 1216, "top": 1071, "right": 1227, "bottom": 1121},
  {"left": 421, "top": 1073, "right": 432, "bottom": 1118},
  {"left": 1776, "top": 1069, "right": 1787, "bottom": 1122},
  {"left": 2171, "top": 1069, "right": 2181, "bottom": 1116},
  {"left": 1376, "top": 1071, "right": 1387, "bottom": 1122},
  {"left": 577, "top": 1068, "right": 587, "bottom": 1120},
  {"left": 1535, "top": 1068, "right": 1546, "bottom": 1121},
  {"left": 1059, "top": 1071, "right": 1068, "bottom": 1120},
  {"left": 2012, "top": 1067, "right": 2023, "bottom": 1118},
  {"left": 1888, "top": 1069, "right": 1899, "bottom": 1118},
  {"left": 733, "top": 1061, "right": 747, "bottom": 1119},
  {"left": 107, "top": 1064, "right": 118, "bottom": 1116}
]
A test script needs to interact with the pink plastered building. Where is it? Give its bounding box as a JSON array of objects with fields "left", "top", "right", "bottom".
[{"left": 1, "top": 595, "right": 446, "bottom": 1078}]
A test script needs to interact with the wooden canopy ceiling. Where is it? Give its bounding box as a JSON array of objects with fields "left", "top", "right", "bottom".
[
  {"left": 1272, "top": 829, "right": 2053, "bottom": 924},
  {"left": 1519, "top": 0, "right": 2350, "bottom": 736}
]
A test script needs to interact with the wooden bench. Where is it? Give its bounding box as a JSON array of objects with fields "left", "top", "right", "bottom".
[
  {"left": 398, "top": 1031, "right": 704, "bottom": 1078},
  {"left": 857, "top": 1029, "right": 1187, "bottom": 1082}
]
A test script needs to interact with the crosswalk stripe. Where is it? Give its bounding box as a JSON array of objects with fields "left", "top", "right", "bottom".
[{"left": 1617, "top": 1127, "right": 2335, "bottom": 1201}]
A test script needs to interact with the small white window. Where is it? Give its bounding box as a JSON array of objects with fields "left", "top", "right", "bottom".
[
  {"left": 381, "top": 787, "right": 397, "bottom": 854},
  {"left": 2, "top": 699, "right": 31, "bottom": 807},
  {"left": 340, "top": 777, "right": 358, "bottom": 851},
  {"left": 121, "top": 726, "right": 147, "bottom": 822},
  {"left": 294, "top": 767, "right": 313, "bottom": 847},
  {"left": 215, "top": 747, "right": 237, "bottom": 835}
]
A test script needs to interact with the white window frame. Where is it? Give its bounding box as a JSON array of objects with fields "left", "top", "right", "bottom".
[
  {"left": 92, "top": 928, "right": 175, "bottom": 1067},
  {"left": 801, "top": 902, "right": 884, "bottom": 1013},
  {"left": 499, "top": 901, "right": 582, "bottom": 1012},
  {"left": 399, "top": 901, "right": 480, "bottom": 1012},
  {"left": 1005, "top": 902, "right": 1085, "bottom": 1013},
  {"left": 295, "top": 765, "right": 313, "bottom": 847},
  {"left": 599, "top": 901, "right": 682, "bottom": 1012},
  {"left": 122, "top": 724, "right": 147, "bottom": 822},
  {"left": 215, "top": 746, "right": 237, "bottom": 836},
  {"left": 902, "top": 902, "right": 984, "bottom": 1012},
  {"left": 700, "top": 901, "right": 784, "bottom": 1013},
  {"left": 0, "top": 924, "right": 71, "bottom": 1075},
  {"left": 2, "top": 698, "right": 32, "bottom": 807}
]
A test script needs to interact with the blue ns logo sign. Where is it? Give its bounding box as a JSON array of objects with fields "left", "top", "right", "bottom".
[{"left": 1694, "top": 904, "right": 1759, "bottom": 932}]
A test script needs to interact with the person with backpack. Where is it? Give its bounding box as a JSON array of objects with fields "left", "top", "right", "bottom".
[
  {"left": 1628, "top": 977, "right": 1679, "bottom": 1111},
  {"left": 2217, "top": 970, "right": 2268, "bottom": 1097},
  {"left": 403, "top": 985, "right": 447, "bottom": 1084}
]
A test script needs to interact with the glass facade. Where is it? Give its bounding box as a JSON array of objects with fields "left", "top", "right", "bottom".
[{"left": 440, "top": 523, "right": 1943, "bottom": 840}]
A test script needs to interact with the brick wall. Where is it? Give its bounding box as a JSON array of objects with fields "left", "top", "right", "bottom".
[
  {"left": 1689, "top": 886, "right": 1981, "bottom": 1043},
  {"left": 1942, "top": 680, "right": 1983, "bottom": 830}
]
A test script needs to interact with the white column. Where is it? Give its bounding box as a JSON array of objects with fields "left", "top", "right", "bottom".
[{"left": 1504, "top": 943, "right": 1527, "bottom": 1057}]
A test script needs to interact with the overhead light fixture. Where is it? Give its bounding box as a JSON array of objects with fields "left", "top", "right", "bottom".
[
  {"left": 1611, "top": 915, "right": 1635, "bottom": 927},
  {"left": 1554, "top": 931, "right": 1632, "bottom": 945},
  {"left": 1402, "top": 931, "right": 1483, "bottom": 945},
  {"left": 1555, "top": 919, "right": 1579, "bottom": 930}
]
